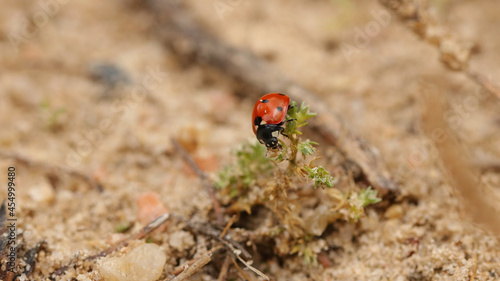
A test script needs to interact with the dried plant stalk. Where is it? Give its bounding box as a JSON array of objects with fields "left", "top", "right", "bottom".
[
  {"left": 379, "top": 0, "right": 472, "bottom": 71},
  {"left": 420, "top": 80, "right": 500, "bottom": 237},
  {"left": 167, "top": 248, "right": 217, "bottom": 281}
]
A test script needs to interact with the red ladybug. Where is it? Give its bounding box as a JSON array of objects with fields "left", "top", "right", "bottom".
[{"left": 252, "top": 93, "right": 290, "bottom": 149}]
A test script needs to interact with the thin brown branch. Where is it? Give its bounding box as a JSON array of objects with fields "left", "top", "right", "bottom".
[
  {"left": 0, "top": 149, "right": 102, "bottom": 192},
  {"left": 219, "top": 215, "right": 236, "bottom": 238},
  {"left": 49, "top": 212, "right": 170, "bottom": 278},
  {"left": 217, "top": 255, "right": 232, "bottom": 281},
  {"left": 171, "top": 137, "right": 210, "bottom": 182},
  {"left": 170, "top": 137, "right": 224, "bottom": 224},
  {"left": 419, "top": 80, "right": 500, "bottom": 237},
  {"left": 470, "top": 243, "right": 478, "bottom": 281},
  {"left": 166, "top": 246, "right": 220, "bottom": 281},
  {"left": 378, "top": 0, "right": 471, "bottom": 71},
  {"left": 169, "top": 246, "right": 221, "bottom": 276},
  {"left": 137, "top": 0, "right": 398, "bottom": 197},
  {"left": 234, "top": 252, "right": 268, "bottom": 281},
  {"left": 232, "top": 258, "right": 253, "bottom": 281}
]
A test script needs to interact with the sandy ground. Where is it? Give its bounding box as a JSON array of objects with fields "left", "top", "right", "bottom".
[{"left": 1, "top": 0, "right": 500, "bottom": 280}]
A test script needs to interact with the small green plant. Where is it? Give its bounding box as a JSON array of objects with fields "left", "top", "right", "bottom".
[
  {"left": 215, "top": 142, "right": 272, "bottom": 192},
  {"left": 215, "top": 97, "right": 381, "bottom": 265},
  {"left": 215, "top": 142, "right": 274, "bottom": 212},
  {"left": 358, "top": 186, "right": 382, "bottom": 207},
  {"left": 115, "top": 221, "right": 132, "bottom": 233},
  {"left": 346, "top": 187, "right": 382, "bottom": 220},
  {"left": 291, "top": 239, "right": 318, "bottom": 266},
  {"left": 40, "top": 100, "right": 66, "bottom": 131},
  {"left": 303, "top": 166, "right": 335, "bottom": 188}
]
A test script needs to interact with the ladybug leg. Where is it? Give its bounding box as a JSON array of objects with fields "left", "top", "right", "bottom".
[{"left": 277, "top": 126, "right": 291, "bottom": 139}]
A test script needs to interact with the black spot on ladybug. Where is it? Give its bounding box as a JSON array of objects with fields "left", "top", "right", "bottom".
[
  {"left": 276, "top": 106, "right": 283, "bottom": 112},
  {"left": 278, "top": 93, "right": 285, "bottom": 96},
  {"left": 254, "top": 116, "right": 262, "bottom": 126},
  {"left": 261, "top": 99, "right": 270, "bottom": 103}
]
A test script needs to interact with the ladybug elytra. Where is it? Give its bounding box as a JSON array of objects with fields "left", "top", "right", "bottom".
[{"left": 252, "top": 93, "right": 291, "bottom": 149}]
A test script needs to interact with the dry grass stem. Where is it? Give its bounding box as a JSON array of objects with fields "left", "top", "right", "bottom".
[{"left": 420, "top": 83, "right": 500, "bottom": 237}]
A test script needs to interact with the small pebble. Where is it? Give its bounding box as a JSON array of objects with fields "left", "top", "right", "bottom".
[
  {"left": 97, "top": 243, "right": 166, "bottom": 281},
  {"left": 304, "top": 205, "right": 329, "bottom": 236},
  {"left": 29, "top": 180, "right": 55, "bottom": 204},
  {"left": 169, "top": 230, "right": 195, "bottom": 252},
  {"left": 384, "top": 204, "right": 404, "bottom": 220},
  {"left": 136, "top": 192, "right": 169, "bottom": 232}
]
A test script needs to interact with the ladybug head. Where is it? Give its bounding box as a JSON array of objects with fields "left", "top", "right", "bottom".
[{"left": 256, "top": 124, "right": 282, "bottom": 150}]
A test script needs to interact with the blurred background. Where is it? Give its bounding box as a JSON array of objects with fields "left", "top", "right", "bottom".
[{"left": 1, "top": 0, "right": 499, "bottom": 280}]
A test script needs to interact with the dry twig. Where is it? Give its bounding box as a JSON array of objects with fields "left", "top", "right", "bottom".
[
  {"left": 166, "top": 246, "right": 220, "bottom": 281},
  {"left": 220, "top": 215, "right": 236, "bottom": 238},
  {"left": 136, "top": 0, "right": 399, "bottom": 197},
  {"left": 0, "top": 149, "right": 102, "bottom": 192},
  {"left": 217, "top": 255, "right": 232, "bottom": 281},
  {"left": 420, "top": 81, "right": 500, "bottom": 237},
  {"left": 379, "top": 0, "right": 471, "bottom": 70},
  {"left": 232, "top": 258, "right": 253, "bottom": 281},
  {"left": 170, "top": 138, "right": 223, "bottom": 223}
]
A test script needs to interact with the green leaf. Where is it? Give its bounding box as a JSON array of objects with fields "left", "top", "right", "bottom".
[
  {"left": 298, "top": 140, "right": 318, "bottom": 156},
  {"left": 295, "top": 101, "right": 317, "bottom": 125},
  {"left": 358, "top": 187, "right": 381, "bottom": 207},
  {"left": 229, "top": 188, "right": 240, "bottom": 199},
  {"left": 285, "top": 101, "right": 317, "bottom": 137},
  {"left": 304, "top": 166, "right": 335, "bottom": 188},
  {"left": 115, "top": 222, "right": 132, "bottom": 233}
]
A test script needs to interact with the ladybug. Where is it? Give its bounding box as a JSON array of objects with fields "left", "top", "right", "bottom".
[{"left": 252, "top": 93, "right": 291, "bottom": 149}]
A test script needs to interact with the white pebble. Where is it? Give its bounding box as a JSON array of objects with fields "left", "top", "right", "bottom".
[
  {"left": 29, "top": 181, "right": 55, "bottom": 204},
  {"left": 97, "top": 243, "right": 166, "bottom": 281}
]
